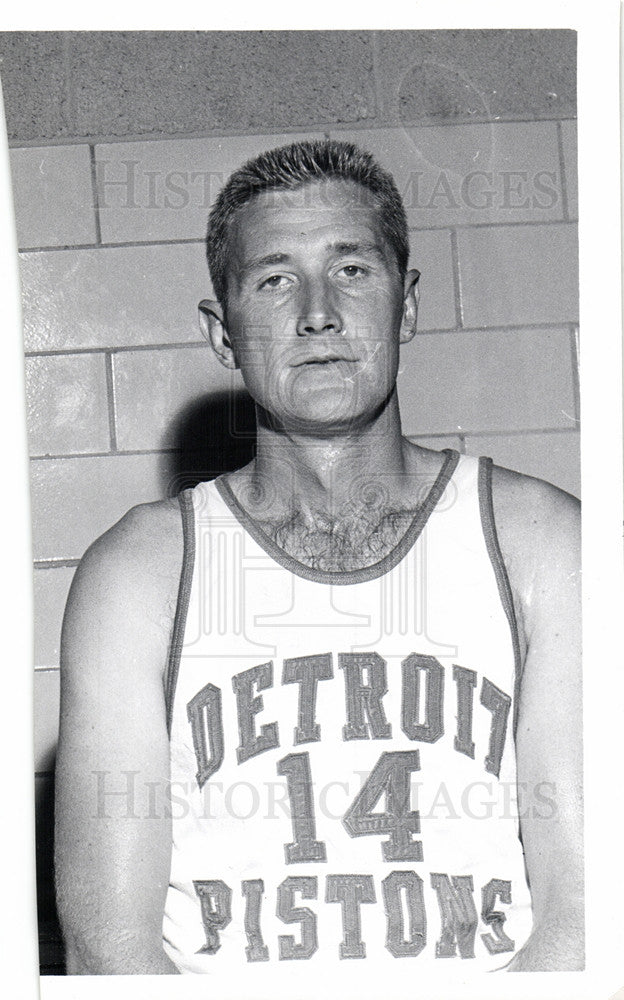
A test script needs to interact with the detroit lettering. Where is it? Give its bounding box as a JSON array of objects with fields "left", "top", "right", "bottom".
[{"left": 185, "top": 651, "right": 518, "bottom": 962}]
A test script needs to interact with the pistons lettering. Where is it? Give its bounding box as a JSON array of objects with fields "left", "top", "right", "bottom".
[{"left": 193, "top": 873, "right": 515, "bottom": 961}]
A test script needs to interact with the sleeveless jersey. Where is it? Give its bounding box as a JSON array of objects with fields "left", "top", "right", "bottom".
[{"left": 162, "top": 451, "right": 533, "bottom": 993}]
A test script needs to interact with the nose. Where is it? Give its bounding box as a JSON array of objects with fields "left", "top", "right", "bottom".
[{"left": 296, "top": 278, "right": 343, "bottom": 336}]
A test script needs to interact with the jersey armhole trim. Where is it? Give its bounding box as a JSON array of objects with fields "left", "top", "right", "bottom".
[
  {"left": 478, "top": 456, "right": 523, "bottom": 702},
  {"left": 164, "top": 489, "right": 196, "bottom": 736}
]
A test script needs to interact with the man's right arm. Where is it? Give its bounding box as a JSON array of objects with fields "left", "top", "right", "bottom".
[{"left": 55, "top": 501, "right": 183, "bottom": 974}]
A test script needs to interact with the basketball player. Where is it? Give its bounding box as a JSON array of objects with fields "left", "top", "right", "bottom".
[{"left": 55, "top": 140, "right": 583, "bottom": 983}]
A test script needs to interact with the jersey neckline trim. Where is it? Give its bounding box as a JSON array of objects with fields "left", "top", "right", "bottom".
[
  {"left": 213, "top": 448, "right": 460, "bottom": 586},
  {"left": 164, "top": 488, "right": 196, "bottom": 735},
  {"left": 477, "top": 456, "right": 524, "bottom": 731}
]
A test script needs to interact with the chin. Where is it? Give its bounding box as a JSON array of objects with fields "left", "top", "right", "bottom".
[
  {"left": 269, "top": 405, "right": 380, "bottom": 437},
  {"left": 255, "top": 381, "right": 395, "bottom": 436}
]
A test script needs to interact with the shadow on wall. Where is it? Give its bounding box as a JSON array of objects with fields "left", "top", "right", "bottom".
[
  {"left": 36, "top": 760, "right": 65, "bottom": 974},
  {"left": 163, "top": 389, "right": 257, "bottom": 494}
]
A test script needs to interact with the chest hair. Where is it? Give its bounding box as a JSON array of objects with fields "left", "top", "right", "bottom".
[{"left": 257, "top": 502, "right": 418, "bottom": 572}]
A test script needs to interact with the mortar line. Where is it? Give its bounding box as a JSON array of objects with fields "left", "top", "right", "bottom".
[
  {"left": 19, "top": 236, "right": 206, "bottom": 253},
  {"left": 60, "top": 33, "right": 71, "bottom": 136},
  {"left": 24, "top": 321, "right": 579, "bottom": 359},
  {"left": 18, "top": 217, "right": 575, "bottom": 255},
  {"left": 6, "top": 115, "right": 579, "bottom": 150},
  {"left": 88, "top": 145, "right": 103, "bottom": 244},
  {"left": 25, "top": 341, "right": 209, "bottom": 358},
  {"left": 449, "top": 229, "right": 463, "bottom": 328},
  {"left": 104, "top": 352, "right": 118, "bottom": 451},
  {"left": 556, "top": 120, "right": 570, "bottom": 222},
  {"left": 34, "top": 559, "right": 81, "bottom": 570},
  {"left": 370, "top": 31, "right": 385, "bottom": 123},
  {"left": 30, "top": 446, "right": 181, "bottom": 461},
  {"left": 569, "top": 323, "right": 581, "bottom": 423},
  {"left": 461, "top": 426, "right": 579, "bottom": 439}
]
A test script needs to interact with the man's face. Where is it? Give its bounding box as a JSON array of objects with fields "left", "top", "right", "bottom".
[{"left": 207, "top": 178, "right": 417, "bottom": 434}]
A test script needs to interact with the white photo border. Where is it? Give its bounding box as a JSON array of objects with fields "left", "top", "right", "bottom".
[{"left": 0, "top": 3, "right": 621, "bottom": 999}]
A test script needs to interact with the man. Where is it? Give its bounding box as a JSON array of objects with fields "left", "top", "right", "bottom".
[{"left": 55, "top": 139, "right": 583, "bottom": 984}]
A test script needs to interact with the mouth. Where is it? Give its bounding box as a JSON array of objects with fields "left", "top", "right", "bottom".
[{"left": 291, "top": 354, "right": 355, "bottom": 367}]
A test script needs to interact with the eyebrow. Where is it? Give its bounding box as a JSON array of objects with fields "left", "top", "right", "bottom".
[
  {"left": 238, "top": 252, "right": 291, "bottom": 280},
  {"left": 329, "top": 241, "right": 386, "bottom": 259}
]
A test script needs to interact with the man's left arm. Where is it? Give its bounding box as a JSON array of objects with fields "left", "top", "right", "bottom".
[{"left": 493, "top": 469, "right": 583, "bottom": 971}]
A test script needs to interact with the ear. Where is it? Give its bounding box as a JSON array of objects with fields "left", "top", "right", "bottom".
[
  {"left": 399, "top": 269, "right": 420, "bottom": 344},
  {"left": 198, "top": 299, "right": 238, "bottom": 370}
]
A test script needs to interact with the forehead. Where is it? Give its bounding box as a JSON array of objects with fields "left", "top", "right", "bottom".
[{"left": 227, "top": 179, "right": 386, "bottom": 258}]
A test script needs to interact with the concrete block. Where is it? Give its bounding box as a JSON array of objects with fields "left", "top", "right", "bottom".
[
  {"left": 465, "top": 429, "right": 580, "bottom": 498},
  {"left": 33, "top": 567, "right": 75, "bottom": 668},
  {"left": 409, "top": 229, "right": 456, "bottom": 330},
  {"left": 30, "top": 453, "right": 165, "bottom": 562},
  {"left": 397, "top": 326, "right": 576, "bottom": 436},
  {"left": 25, "top": 354, "right": 110, "bottom": 456},
  {"left": 0, "top": 32, "right": 67, "bottom": 141},
  {"left": 330, "top": 122, "right": 564, "bottom": 228},
  {"left": 457, "top": 223, "right": 578, "bottom": 327},
  {"left": 560, "top": 120, "right": 578, "bottom": 219},
  {"left": 96, "top": 131, "right": 324, "bottom": 243},
  {"left": 9, "top": 145, "right": 97, "bottom": 249},
  {"left": 113, "top": 347, "right": 243, "bottom": 452},
  {"left": 34, "top": 668, "right": 60, "bottom": 773},
  {"left": 68, "top": 31, "right": 374, "bottom": 138},
  {"left": 20, "top": 243, "right": 212, "bottom": 351},
  {"left": 377, "top": 29, "right": 576, "bottom": 124}
]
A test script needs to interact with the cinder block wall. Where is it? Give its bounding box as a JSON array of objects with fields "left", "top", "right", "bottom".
[{"left": 0, "top": 30, "right": 578, "bottom": 972}]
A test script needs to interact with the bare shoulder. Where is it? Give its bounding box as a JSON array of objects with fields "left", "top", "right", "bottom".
[
  {"left": 79, "top": 496, "right": 183, "bottom": 573},
  {"left": 490, "top": 463, "right": 580, "bottom": 554},
  {"left": 71, "top": 498, "right": 183, "bottom": 589},
  {"left": 489, "top": 463, "right": 580, "bottom": 627},
  {"left": 63, "top": 496, "right": 186, "bottom": 679}
]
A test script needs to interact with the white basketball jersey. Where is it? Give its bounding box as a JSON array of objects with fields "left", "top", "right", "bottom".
[{"left": 162, "top": 451, "right": 533, "bottom": 994}]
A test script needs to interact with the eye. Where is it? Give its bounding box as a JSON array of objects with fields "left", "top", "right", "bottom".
[
  {"left": 258, "top": 274, "right": 291, "bottom": 291},
  {"left": 337, "top": 264, "right": 368, "bottom": 279}
]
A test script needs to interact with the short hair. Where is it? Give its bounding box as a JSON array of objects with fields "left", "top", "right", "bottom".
[{"left": 206, "top": 138, "right": 409, "bottom": 304}]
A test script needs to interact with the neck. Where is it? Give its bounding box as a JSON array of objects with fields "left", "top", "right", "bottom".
[{"left": 250, "top": 391, "right": 410, "bottom": 520}]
